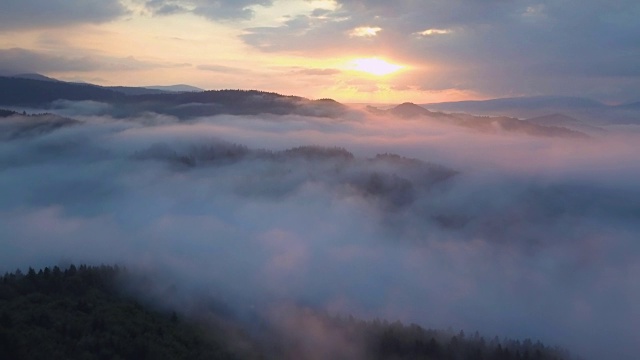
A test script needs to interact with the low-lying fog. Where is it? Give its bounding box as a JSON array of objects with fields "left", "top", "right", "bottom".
[{"left": 1, "top": 104, "right": 639, "bottom": 359}]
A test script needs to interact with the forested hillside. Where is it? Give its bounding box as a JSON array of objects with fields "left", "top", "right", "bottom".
[
  {"left": 0, "top": 265, "right": 240, "bottom": 360},
  {"left": 0, "top": 265, "right": 577, "bottom": 360}
]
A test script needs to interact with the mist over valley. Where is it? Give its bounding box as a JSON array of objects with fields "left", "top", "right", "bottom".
[{"left": 1, "top": 75, "right": 639, "bottom": 359}]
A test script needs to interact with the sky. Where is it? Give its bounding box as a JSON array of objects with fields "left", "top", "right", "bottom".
[{"left": 1, "top": 0, "right": 640, "bottom": 103}]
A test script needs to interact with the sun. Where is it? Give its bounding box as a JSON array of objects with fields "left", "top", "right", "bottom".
[{"left": 350, "top": 58, "right": 404, "bottom": 76}]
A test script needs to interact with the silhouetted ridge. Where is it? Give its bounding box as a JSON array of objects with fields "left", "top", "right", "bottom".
[
  {"left": 144, "top": 84, "right": 204, "bottom": 92},
  {"left": 525, "top": 113, "right": 606, "bottom": 134},
  {"left": 11, "top": 73, "right": 61, "bottom": 82},
  {"left": 0, "top": 77, "right": 347, "bottom": 118},
  {"left": 390, "top": 102, "right": 434, "bottom": 118},
  {"left": 370, "top": 102, "right": 589, "bottom": 138},
  {"left": 0, "top": 76, "right": 124, "bottom": 105},
  {"left": 0, "top": 109, "right": 17, "bottom": 117},
  {"left": 123, "top": 89, "right": 346, "bottom": 118},
  {"left": 425, "top": 96, "right": 606, "bottom": 112},
  {"left": 107, "top": 86, "right": 170, "bottom": 96},
  {"left": 527, "top": 113, "right": 579, "bottom": 124}
]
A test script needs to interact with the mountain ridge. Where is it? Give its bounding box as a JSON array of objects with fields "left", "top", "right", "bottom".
[
  {"left": 370, "top": 103, "right": 589, "bottom": 138},
  {"left": 0, "top": 76, "right": 348, "bottom": 119},
  {"left": 423, "top": 96, "right": 606, "bottom": 111}
]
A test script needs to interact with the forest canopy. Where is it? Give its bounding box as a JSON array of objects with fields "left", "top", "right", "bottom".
[{"left": 0, "top": 265, "right": 577, "bottom": 360}]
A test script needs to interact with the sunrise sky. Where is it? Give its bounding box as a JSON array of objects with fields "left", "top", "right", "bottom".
[{"left": 1, "top": 0, "right": 639, "bottom": 103}]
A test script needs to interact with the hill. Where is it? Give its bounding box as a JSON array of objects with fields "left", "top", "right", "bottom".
[
  {"left": 424, "top": 96, "right": 605, "bottom": 114},
  {"left": 525, "top": 114, "right": 606, "bottom": 135},
  {"left": 0, "top": 77, "right": 347, "bottom": 118},
  {"left": 0, "top": 265, "right": 241, "bottom": 360},
  {"left": 0, "top": 264, "right": 578, "bottom": 360},
  {"left": 0, "top": 76, "right": 124, "bottom": 105},
  {"left": 390, "top": 102, "right": 436, "bottom": 118},
  {"left": 106, "top": 86, "right": 171, "bottom": 96},
  {"left": 145, "top": 84, "right": 204, "bottom": 92},
  {"left": 419, "top": 96, "right": 639, "bottom": 123},
  {"left": 107, "top": 84, "right": 204, "bottom": 95},
  {"left": 12, "top": 73, "right": 62, "bottom": 82},
  {"left": 371, "top": 103, "right": 589, "bottom": 138}
]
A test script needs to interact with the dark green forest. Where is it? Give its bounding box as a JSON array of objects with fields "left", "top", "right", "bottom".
[
  {"left": 0, "top": 265, "right": 240, "bottom": 360},
  {"left": 0, "top": 265, "right": 577, "bottom": 360},
  {"left": 0, "top": 108, "right": 17, "bottom": 117}
]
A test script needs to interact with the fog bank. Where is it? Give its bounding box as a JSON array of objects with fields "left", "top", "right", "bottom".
[{"left": 1, "top": 108, "right": 639, "bottom": 359}]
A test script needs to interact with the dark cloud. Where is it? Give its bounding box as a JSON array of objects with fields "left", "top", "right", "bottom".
[
  {"left": 145, "top": 0, "right": 273, "bottom": 20},
  {"left": 0, "top": 48, "right": 97, "bottom": 74},
  {"left": 0, "top": 48, "right": 190, "bottom": 75},
  {"left": 240, "top": 0, "right": 640, "bottom": 102},
  {"left": 0, "top": 0, "right": 127, "bottom": 29},
  {"left": 241, "top": 13, "right": 355, "bottom": 53}
]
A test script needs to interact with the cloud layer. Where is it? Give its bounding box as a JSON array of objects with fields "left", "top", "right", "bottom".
[
  {"left": 1, "top": 107, "right": 639, "bottom": 359},
  {"left": 145, "top": 0, "right": 273, "bottom": 20},
  {"left": 240, "top": 0, "right": 640, "bottom": 101},
  {"left": 0, "top": 48, "right": 186, "bottom": 75},
  {"left": 0, "top": 0, "right": 127, "bottom": 29}
]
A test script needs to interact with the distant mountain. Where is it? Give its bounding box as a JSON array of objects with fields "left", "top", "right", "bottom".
[
  {"left": 389, "top": 102, "right": 456, "bottom": 120},
  {"left": 617, "top": 101, "right": 640, "bottom": 109},
  {"left": 526, "top": 113, "right": 578, "bottom": 125},
  {"left": 145, "top": 84, "right": 204, "bottom": 92},
  {"left": 468, "top": 115, "right": 589, "bottom": 138},
  {"left": 390, "top": 102, "right": 433, "bottom": 118},
  {"left": 107, "top": 86, "right": 170, "bottom": 96},
  {"left": 11, "top": 73, "right": 61, "bottom": 82},
  {"left": 425, "top": 96, "right": 605, "bottom": 112},
  {"left": 5, "top": 75, "right": 202, "bottom": 98},
  {"left": 125, "top": 89, "right": 348, "bottom": 118},
  {"left": 525, "top": 113, "right": 606, "bottom": 135},
  {"left": 422, "top": 96, "right": 608, "bottom": 119},
  {"left": 0, "top": 76, "right": 124, "bottom": 105},
  {"left": 371, "top": 103, "right": 588, "bottom": 138},
  {"left": 11, "top": 74, "right": 202, "bottom": 93},
  {"left": 0, "top": 76, "right": 347, "bottom": 118},
  {"left": 108, "top": 84, "right": 203, "bottom": 95}
]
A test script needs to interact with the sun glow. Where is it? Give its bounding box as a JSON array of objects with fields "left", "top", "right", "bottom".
[{"left": 350, "top": 58, "right": 403, "bottom": 76}]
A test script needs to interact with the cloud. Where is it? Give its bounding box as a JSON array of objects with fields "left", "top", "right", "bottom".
[
  {"left": 237, "top": 0, "right": 640, "bottom": 102},
  {"left": 0, "top": 0, "right": 127, "bottom": 30},
  {"left": 348, "top": 26, "right": 382, "bottom": 38},
  {"left": 197, "top": 64, "right": 248, "bottom": 74},
  {"left": 0, "top": 48, "right": 190, "bottom": 75},
  {"left": 413, "top": 28, "right": 452, "bottom": 37},
  {"left": 144, "top": 0, "right": 274, "bottom": 20},
  {"left": 522, "top": 4, "right": 547, "bottom": 20},
  {"left": 1, "top": 106, "right": 639, "bottom": 359},
  {"left": 240, "top": 11, "right": 356, "bottom": 53},
  {"left": 292, "top": 68, "right": 341, "bottom": 76}
]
